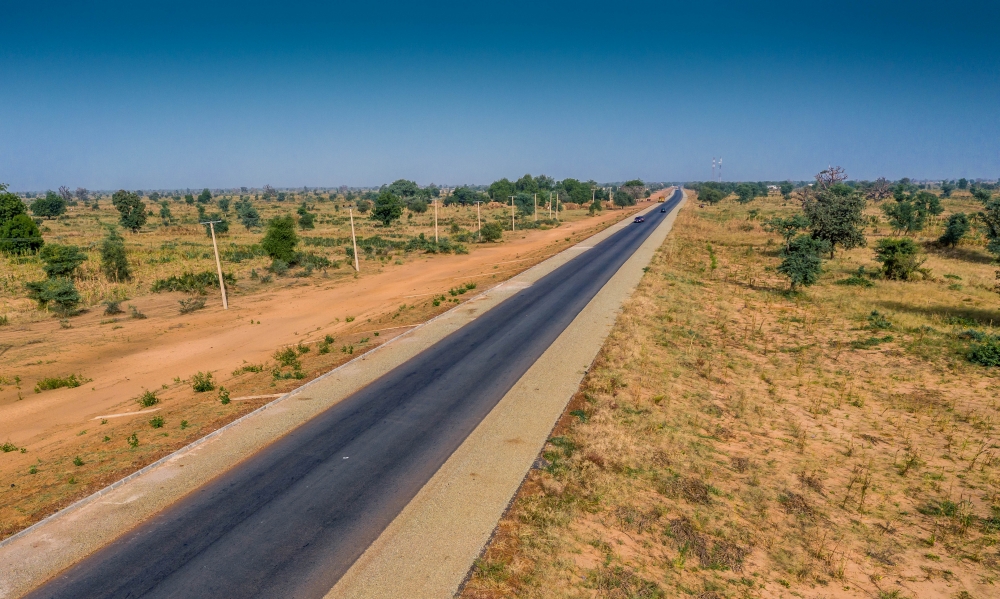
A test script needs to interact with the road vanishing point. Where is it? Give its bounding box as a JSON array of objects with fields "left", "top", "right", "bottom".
[{"left": 27, "top": 189, "right": 684, "bottom": 599}]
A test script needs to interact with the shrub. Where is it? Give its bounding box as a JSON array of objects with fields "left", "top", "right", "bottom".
[
  {"left": 355, "top": 199, "right": 372, "bottom": 214},
  {"left": 968, "top": 337, "right": 1000, "bottom": 367},
  {"left": 0, "top": 214, "right": 44, "bottom": 254},
  {"left": 178, "top": 297, "right": 207, "bottom": 314},
  {"left": 191, "top": 371, "right": 215, "bottom": 392},
  {"left": 100, "top": 229, "right": 132, "bottom": 281},
  {"left": 149, "top": 415, "right": 164, "bottom": 428},
  {"left": 235, "top": 197, "right": 262, "bottom": 230},
  {"left": 874, "top": 237, "right": 925, "bottom": 281},
  {"left": 129, "top": 304, "right": 147, "bottom": 319},
  {"left": 777, "top": 235, "right": 827, "bottom": 291},
  {"left": 38, "top": 244, "right": 87, "bottom": 278},
  {"left": 274, "top": 347, "right": 301, "bottom": 368},
  {"left": 103, "top": 300, "right": 124, "bottom": 315},
  {"left": 151, "top": 271, "right": 234, "bottom": 293},
  {"left": 261, "top": 215, "right": 299, "bottom": 262},
  {"left": 298, "top": 211, "right": 315, "bottom": 230},
  {"left": 25, "top": 278, "right": 81, "bottom": 315},
  {"left": 938, "top": 213, "right": 970, "bottom": 247},
  {"left": 35, "top": 374, "right": 84, "bottom": 392},
  {"left": 136, "top": 390, "right": 159, "bottom": 407},
  {"left": 201, "top": 214, "right": 229, "bottom": 237},
  {"left": 371, "top": 192, "right": 403, "bottom": 226},
  {"left": 479, "top": 221, "right": 504, "bottom": 242},
  {"left": 219, "top": 387, "right": 231, "bottom": 405},
  {"left": 127, "top": 432, "right": 139, "bottom": 448},
  {"left": 268, "top": 259, "right": 289, "bottom": 275}
]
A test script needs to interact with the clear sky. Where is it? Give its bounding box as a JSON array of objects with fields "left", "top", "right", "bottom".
[{"left": 3, "top": 1, "right": 998, "bottom": 189}]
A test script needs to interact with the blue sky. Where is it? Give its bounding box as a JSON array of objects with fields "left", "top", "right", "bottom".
[{"left": 2, "top": 1, "right": 998, "bottom": 189}]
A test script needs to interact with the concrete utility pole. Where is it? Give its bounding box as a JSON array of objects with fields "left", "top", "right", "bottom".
[
  {"left": 476, "top": 201, "right": 482, "bottom": 240},
  {"left": 509, "top": 195, "right": 515, "bottom": 231},
  {"left": 200, "top": 220, "right": 228, "bottom": 309},
  {"left": 555, "top": 192, "right": 560, "bottom": 221},
  {"left": 533, "top": 193, "right": 537, "bottom": 221},
  {"left": 349, "top": 208, "right": 360, "bottom": 272},
  {"left": 548, "top": 192, "right": 552, "bottom": 219},
  {"left": 434, "top": 199, "right": 439, "bottom": 243}
]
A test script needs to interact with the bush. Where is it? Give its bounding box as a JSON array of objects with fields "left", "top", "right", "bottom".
[
  {"left": 219, "top": 387, "right": 231, "bottom": 404},
  {"left": 34, "top": 374, "right": 84, "bottom": 392},
  {"left": 38, "top": 244, "right": 87, "bottom": 278},
  {"left": 968, "top": 336, "right": 1000, "bottom": 367},
  {"left": 939, "top": 213, "right": 970, "bottom": 247},
  {"left": 191, "top": 371, "right": 215, "bottom": 392},
  {"left": 136, "top": 390, "right": 159, "bottom": 407},
  {"left": 151, "top": 271, "right": 235, "bottom": 293},
  {"left": 479, "top": 221, "right": 504, "bottom": 242},
  {"left": 261, "top": 215, "right": 299, "bottom": 262},
  {"left": 149, "top": 415, "right": 164, "bottom": 428},
  {"left": 874, "top": 238, "right": 925, "bottom": 281},
  {"left": 371, "top": 192, "right": 403, "bottom": 226},
  {"left": 25, "top": 278, "right": 81, "bottom": 315},
  {"left": 777, "top": 235, "right": 828, "bottom": 290},
  {"left": 0, "top": 214, "right": 44, "bottom": 254},
  {"left": 103, "top": 300, "right": 124, "bottom": 315},
  {"left": 298, "top": 211, "right": 315, "bottom": 230},
  {"left": 100, "top": 229, "right": 132, "bottom": 281},
  {"left": 355, "top": 199, "right": 372, "bottom": 214},
  {"left": 178, "top": 297, "right": 207, "bottom": 314}
]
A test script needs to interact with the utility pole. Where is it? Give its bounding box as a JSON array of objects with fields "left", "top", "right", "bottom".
[
  {"left": 200, "top": 220, "right": 228, "bottom": 309},
  {"left": 555, "top": 192, "right": 559, "bottom": 221},
  {"left": 434, "top": 198, "right": 438, "bottom": 243},
  {"left": 509, "top": 195, "right": 515, "bottom": 231},
  {"left": 712, "top": 158, "right": 716, "bottom": 182},
  {"left": 548, "top": 191, "right": 552, "bottom": 219},
  {"left": 476, "top": 201, "right": 482, "bottom": 241},
  {"left": 349, "top": 208, "right": 360, "bottom": 272},
  {"left": 719, "top": 157, "right": 723, "bottom": 182},
  {"left": 534, "top": 193, "right": 537, "bottom": 221}
]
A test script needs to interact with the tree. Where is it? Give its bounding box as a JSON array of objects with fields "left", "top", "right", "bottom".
[
  {"left": 408, "top": 199, "right": 428, "bottom": 213},
  {"left": 371, "top": 191, "right": 403, "bottom": 226},
  {"left": 184, "top": 194, "right": 195, "bottom": 205},
  {"left": 100, "top": 229, "right": 131, "bottom": 281},
  {"left": 159, "top": 201, "right": 173, "bottom": 225},
  {"left": 621, "top": 180, "right": 645, "bottom": 201},
  {"left": 197, "top": 188, "right": 212, "bottom": 204},
  {"left": 815, "top": 166, "right": 847, "bottom": 189},
  {"left": 778, "top": 235, "right": 828, "bottom": 291},
  {"left": 864, "top": 177, "right": 892, "bottom": 202},
  {"left": 297, "top": 203, "right": 315, "bottom": 230},
  {"left": 38, "top": 244, "right": 87, "bottom": 278},
  {"left": 202, "top": 214, "right": 229, "bottom": 237},
  {"left": 58, "top": 186, "right": 74, "bottom": 203},
  {"left": 262, "top": 185, "right": 277, "bottom": 200},
  {"left": 75, "top": 187, "right": 89, "bottom": 203},
  {"left": 0, "top": 214, "right": 44, "bottom": 254},
  {"left": 514, "top": 174, "right": 539, "bottom": 194},
  {"left": 613, "top": 190, "right": 635, "bottom": 208},
  {"left": 734, "top": 183, "right": 756, "bottom": 204},
  {"left": 261, "top": 215, "right": 299, "bottom": 262},
  {"left": 874, "top": 238, "right": 924, "bottom": 280},
  {"left": 31, "top": 191, "right": 67, "bottom": 219},
  {"left": 699, "top": 186, "right": 725, "bottom": 204},
  {"left": 958, "top": 178, "right": 968, "bottom": 190},
  {"left": 479, "top": 221, "right": 503, "bottom": 242},
  {"left": 356, "top": 199, "right": 372, "bottom": 214},
  {"left": 802, "top": 183, "right": 866, "bottom": 258},
  {"left": 488, "top": 178, "right": 515, "bottom": 203},
  {"left": 939, "top": 213, "right": 969, "bottom": 247},
  {"left": 779, "top": 182, "right": 794, "bottom": 199},
  {"left": 217, "top": 197, "right": 230, "bottom": 213},
  {"left": 385, "top": 179, "right": 419, "bottom": 198},
  {"left": 881, "top": 190, "right": 942, "bottom": 234},
  {"left": 234, "top": 197, "right": 261, "bottom": 230},
  {"left": 977, "top": 194, "right": 1000, "bottom": 258},
  {"left": 447, "top": 187, "right": 483, "bottom": 206},
  {"left": 763, "top": 214, "right": 809, "bottom": 250},
  {"left": 940, "top": 181, "right": 956, "bottom": 198},
  {"left": 0, "top": 182, "right": 27, "bottom": 225},
  {"left": 111, "top": 190, "right": 147, "bottom": 232}
]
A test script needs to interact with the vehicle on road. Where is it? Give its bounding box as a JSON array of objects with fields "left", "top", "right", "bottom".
[
  {"left": 633, "top": 216, "right": 645, "bottom": 223},
  {"left": 660, "top": 207, "right": 666, "bottom": 212}
]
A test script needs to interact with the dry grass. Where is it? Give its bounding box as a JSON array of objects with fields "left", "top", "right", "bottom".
[{"left": 462, "top": 192, "right": 1000, "bottom": 599}]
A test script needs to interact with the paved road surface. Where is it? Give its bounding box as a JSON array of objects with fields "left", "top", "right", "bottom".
[{"left": 27, "top": 190, "right": 683, "bottom": 599}]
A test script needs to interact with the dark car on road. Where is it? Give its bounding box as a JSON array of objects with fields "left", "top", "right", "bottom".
[
  {"left": 660, "top": 207, "right": 666, "bottom": 212},
  {"left": 633, "top": 216, "right": 645, "bottom": 223}
]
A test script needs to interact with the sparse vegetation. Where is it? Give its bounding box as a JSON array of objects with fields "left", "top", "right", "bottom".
[
  {"left": 34, "top": 374, "right": 85, "bottom": 393},
  {"left": 190, "top": 371, "right": 215, "bottom": 392}
]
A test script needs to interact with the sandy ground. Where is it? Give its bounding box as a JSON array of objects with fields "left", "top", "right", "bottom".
[{"left": 0, "top": 202, "right": 661, "bottom": 471}]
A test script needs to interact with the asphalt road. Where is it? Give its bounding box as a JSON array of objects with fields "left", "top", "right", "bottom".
[{"left": 27, "top": 189, "right": 683, "bottom": 599}]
